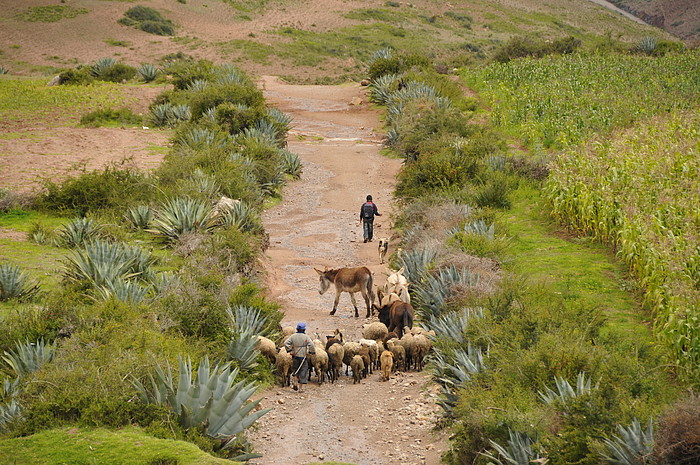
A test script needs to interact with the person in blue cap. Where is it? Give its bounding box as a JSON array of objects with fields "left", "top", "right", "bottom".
[{"left": 283, "top": 322, "right": 315, "bottom": 392}]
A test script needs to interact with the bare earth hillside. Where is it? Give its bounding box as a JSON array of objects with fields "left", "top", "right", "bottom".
[
  {"left": 609, "top": 0, "right": 700, "bottom": 42},
  {"left": 0, "top": 0, "right": 676, "bottom": 80}
]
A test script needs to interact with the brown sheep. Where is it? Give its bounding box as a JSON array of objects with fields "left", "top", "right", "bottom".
[
  {"left": 386, "top": 339, "right": 406, "bottom": 372},
  {"left": 350, "top": 355, "right": 365, "bottom": 384},
  {"left": 380, "top": 350, "right": 394, "bottom": 381},
  {"left": 342, "top": 341, "right": 362, "bottom": 376},
  {"left": 358, "top": 345, "right": 371, "bottom": 377},
  {"left": 275, "top": 347, "right": 292, "bottom": 387}
]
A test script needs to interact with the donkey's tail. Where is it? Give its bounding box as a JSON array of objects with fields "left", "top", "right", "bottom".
[{"left": 367, "top": 270, "right": 375, "bottom": 305}]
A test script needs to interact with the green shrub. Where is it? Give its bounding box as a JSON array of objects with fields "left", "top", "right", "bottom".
[
  {"left": 19, "top": 5, "right": 88, "bottom": 22},
  {"left": 119, "top": 6, "right": 175, "bottom": 36},
  {"left": 493, "top": 35, "right": 581, "bottom": 63},
  {"left": 38, "top": 162, "right": 154, "bottom": 216},
  {"left": 165, "top": 59, "right": 214, "bottom": 91},
  {"left": 214, "top": 102, "right": 265, "bottom": 135},
  {"left": 79, "top": 107, "right": 142, "bottom": 128},
  {"left": 98, "top": 63, "right": 137, "bottom": 83},
  {"left": 368, "top": 53, "right": 431, "bottom": 80},
  {"left": 58, "top": 68, "right": 94, "bottom": 86}
]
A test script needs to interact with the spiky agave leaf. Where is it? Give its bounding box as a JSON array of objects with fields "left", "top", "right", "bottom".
[
  {"left": 94, "top": 278, "right": 151, "bottom": 304},
  {"left": 55, "top": 217, "right": 103, "bottom": 248},
  {"left": 539, "top": 372, "right": 597, "bottom": 405},
  {"left": 481, "top": 429, "right": 540, "bottom": 465},
  {"left": 63, "top": 239, "right": 145, "bottom": 287},
  {"left": 187, "top": 169, "right": 220, "bottom": 197},
  {"left": 90, "top": 57, "right": 118, "bottom": 77},
  {"left": 170, "top": 104, "right": 192, "bottom": 122},
  {"left": 137, "top": 63, "right": 159, "bottom": 82},
  {"left": 425, "top": 307, "right": 484, "bottom": 344},
  {"left": 150, "top": 103, "right": 174, "bottom": 127},
  {"left": 187, "top": 79, "right": 209, "bottom": 92},
  {"left": 368, "top": 73, "right": 402, "bottom": 105},
  {"left": 0, "top": 399, "right": 21, "bottom": 431},
  {"left": 125, "top": 205, "right": 153, "bottom": 230},
  {"left": 399, "top": 247, "right": 439, "bottom": 285},
  {"left": 226, "top": 305, "right": 271, "bottom": 336},
  {"left": 280, "top": 149, "right": 302, "bottom": 178},
  {"left": 226, "top": 328, "right": 259, "bottom": 371},
  {"left": 600, "top": 418, "right": 654, "bottom": 465},
  {"left": 132, "top": 356, "right": 270, "bottom": 445},
  {"left": 215, "top": 65, "right": 247, "bottom": 85},
  {"left": 217, "top": 200, "right": 262, "bottom": 234},
  {"left": 0, "top": 264, "right": 39, "bottom": 302},
  {"left": 149, "top": 197, "right": 217, "bottom": 241},
  {"left": 175, "top": 127, "right": 229, "bottom": 151},
  {"left": 266, "top": 108, "right": 293, "bottom": 134},
  {"left": 412, "top": 265, "right": 479, "bottom": 320},
  {"left": 2, "top": 338, "right": 55, "bottom": 378}
]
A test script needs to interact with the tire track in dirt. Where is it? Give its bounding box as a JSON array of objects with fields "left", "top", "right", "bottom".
[{"left": 248, "top": 77, "right": 448, "bottom": 465}]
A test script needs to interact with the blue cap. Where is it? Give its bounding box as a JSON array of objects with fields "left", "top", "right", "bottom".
[{"left": 296, "top": 322, "right": 306, "bottom": 331}]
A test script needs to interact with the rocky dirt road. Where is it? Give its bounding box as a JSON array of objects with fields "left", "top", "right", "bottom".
[{"left": 247, "top": 77, "right": 449, "bottom": 465}]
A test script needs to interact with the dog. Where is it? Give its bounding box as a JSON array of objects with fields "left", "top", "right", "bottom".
[{"left": 378, "top": 238, "right": 389, "bottom": 264}]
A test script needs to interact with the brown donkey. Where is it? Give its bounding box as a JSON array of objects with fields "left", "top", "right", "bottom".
[{"left": 315, "top": 266, "right": 374, "bottom": 318}]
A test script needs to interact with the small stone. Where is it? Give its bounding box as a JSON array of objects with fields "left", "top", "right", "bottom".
[{"left": 277, "top": 398, "right": 285, "bottom": 404}]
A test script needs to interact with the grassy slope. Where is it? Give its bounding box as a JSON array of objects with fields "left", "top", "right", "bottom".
[{"left": 0, "top": 427, "right": 237, "bottom": 465}]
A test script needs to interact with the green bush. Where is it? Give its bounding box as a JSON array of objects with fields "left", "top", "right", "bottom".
[
  {"left": 38, "top": 162, "right": 154, "bottom": 216},
  {"left": 98, "top": 63, "right": 137, "bottom": 83},
  {"left": 214, "top": 102, "right": 265, "bottom": 135},
  {"left": 58, "top": 68, "right": 94, "bottom": 86},
  {"left": 165, "top": 59, "right": 214, "bottom": 91},
  {"left": 493, "top": 35, "right": 582, "bottom": 63},
  {"left": 119, "top": 6, "right": 175, "bottom": 36},
  {"left": 79, "top": 107, "right": 142, "bottom": 128},
  {"left": 368, "top": 53, "right": 431, "bottom": 80}
]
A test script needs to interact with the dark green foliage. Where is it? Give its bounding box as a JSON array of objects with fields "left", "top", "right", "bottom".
[
  {"left": 184, "top": 83, "right": 265, "bottom": 120},
  {"left": 493, "top": 35, "right": 582, "bottom": 63},
  {"left": 37, "top": 161, "right": 154, "bottom": 216},
  {"left": 119, "top": 6, "right": 175, "bottom": 36},
  {"left": 368, "top": 53, "right": 431, "bottom": 80},
  {"left": 79, "top": 107, "right": 142, "bottom": 128},
  {"left": 214, "top": 102, "right": 265, "bottom": 135},
  {"left": 165, "top": 59, "right": 214, "bottom": 91},
  {"left": 58, "top": 68, "right": 94, "bottom": 85},
  {"left": 97, "top": 63, "right": 137, "bottom": 83}
]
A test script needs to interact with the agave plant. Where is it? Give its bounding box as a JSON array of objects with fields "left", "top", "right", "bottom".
[
  {"left": 463, "top": 219, "right": 495, "bottom": 239},
  {"left": 151, "top": 271, "right": 179, "bottom": 294},
  {"left": 137, "top": 63, "right": 159, "bottom": 82},
  {"left": 637, "top": 37, "right": 657, "bottom": 55},
  {"left": 412, "top": 265, "right": 479, "bottom": 319},
  {"left": 149, "top": 197, "right": 217, "bottom": 241},
  {"left": 226, "top": 305, "right": 272, "bottom": 337},
  {"left": 368, "top": 73, "right": 401, "bottom": 105},
  {"left": 226, "top": 328, "right": 260, "bottom": 371},
  {"left": 0, "top": 264, "right": 39, "bottom": 302},
  {"left": 29, "top": 221, "right": 53, "bottom": 245},
  {"left": 600, "top": 418, "right": 654, "bottom": 465},
  {"left": 94, "top": 278, "right": 151, "bottom": 304},
  {"left": 175, "top": 127, "right": 228, "bottom": 151},
  {"left": 63, "top": 239, "right": 153, "bottom": 288},
  {"left": 202, "top": 107, "right": 218, "bottom": 123},
  {"left": 539, "top": 372, "right": 597, "bottom": 406},
  {"left": 368, "top": 46, "right": 393, "bottom": 65},
  {"left": 2, "top": 338, "right": 55, "bottom": 378},
  {"left": 215, "top": 65, "right": 247, "bottom": 85},
  {"left": 150, "top": 103, "right": 175, "bottom": 127},
  {"left": 398, "top": 247, "right": 439, "bottom": 285},
  {"left": 280, "top": 149, "right": 302, "bottom": 178},
  {"left": 90, "top": 57, "right": 118, "bottom": 77},
  {"left": 481, "top": 429, "right": 541, "bottom": 465},
  {"left": 266, "top": 108, "right": 293, "bottom": 133},
  {"left": 255, "top": 119, "right": 286, "bottom": 147},
  {"left": 187, "top": 78, "right": 209, "bottom": 92},
  {"left": 187, "top": 169, "right": 220, "bottom": 197},
  {"left": 0, "top": 399, "right": 20, "bottom": 431},
  {"left": 241, "top": 126, "right": 277, "bottom": 147},
  {"left": 0, "top": 66, "right": 9, "bottom": 75},
  {"left": 55, "top": 217, "right": 103, "bottom": 248},
  {"left": 170, "top": 104, "right": 192, "bottom": 123},
  {"left": 125, "top": 205, "right": 153, "bottom": 229},
  {"left": 429, "top": 344, "right": 485, "bottom": 416},
  {"left": 425, "top": 307, "right": 484, "bottom": 344},
  {"left": 132, "top": 356, "right": 270, "bottom": 448}
]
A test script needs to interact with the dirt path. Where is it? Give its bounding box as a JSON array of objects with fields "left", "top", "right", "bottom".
[{"left": 247, "top": 77, "right": 448, "bottom": 465}]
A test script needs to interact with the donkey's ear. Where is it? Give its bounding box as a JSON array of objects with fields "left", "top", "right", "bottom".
[
  {"left": 314, "top": 268, "right": 323, "bottom": 275},
  {"left": 397, "top": 266, "right": 404, "bottom": 274}
]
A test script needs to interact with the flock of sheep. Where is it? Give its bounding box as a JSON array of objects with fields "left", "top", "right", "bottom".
[
  {"left": 257, "top": 321, "right": 434, "bottom": 387},
  {"left": 256, "top": 267, "right": 434, "bottom": 386}
]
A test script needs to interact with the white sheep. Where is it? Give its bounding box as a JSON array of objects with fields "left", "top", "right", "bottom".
[
  {"left": 362, "top": 321, "right": 389, "bottom": 341},
  {"left": 309, "top": 340, "right": 329, "bottom": 384},
  {"left": 282, "top": 326, "right": 295, "bottom": 338},
  {"left": 255, "top": 335, "right": 277, "bottom": 364}
]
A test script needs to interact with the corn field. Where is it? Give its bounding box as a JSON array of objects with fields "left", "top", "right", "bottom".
[
  {"left": 545, "top": 110, "right": 700, "bottom": 384},
  {"left": 462, "top": 50, "right": 700, "bottom": 149}
]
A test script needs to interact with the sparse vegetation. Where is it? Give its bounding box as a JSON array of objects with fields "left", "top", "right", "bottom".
[
  {"left": 119, "top": 6, "right": 176, "bottom": 36},
  {"left": 19, "top": 6, "right": 88, "bottom": 23}
]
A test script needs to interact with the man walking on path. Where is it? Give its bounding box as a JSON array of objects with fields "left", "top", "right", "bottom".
[
  {"left": 284, "top": 322, "right": 315, "bottom": 392},
  {"left": 360, "top": 195, "right": 381, "bottom": 243}
]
